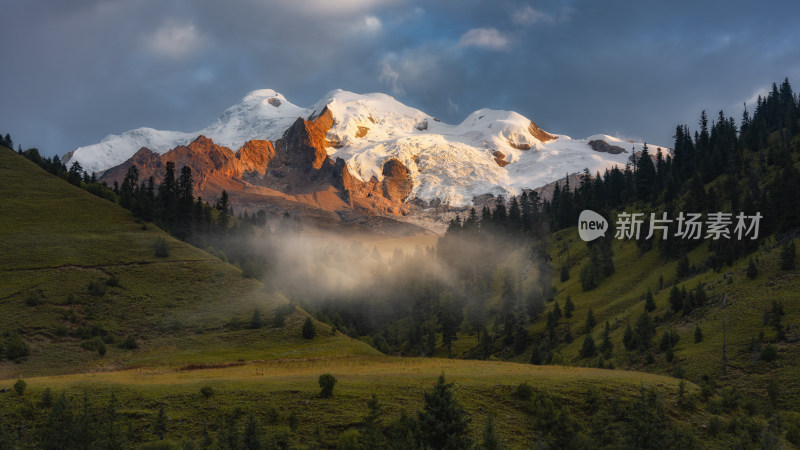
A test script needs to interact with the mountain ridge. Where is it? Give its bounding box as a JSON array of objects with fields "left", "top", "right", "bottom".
[{"left": 67, "top": 89, "right": 667, "bottom": 208}]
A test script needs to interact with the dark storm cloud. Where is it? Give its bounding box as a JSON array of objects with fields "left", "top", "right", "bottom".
[{"left": 1, "top": 0, "right": 798, "bottom": 157}]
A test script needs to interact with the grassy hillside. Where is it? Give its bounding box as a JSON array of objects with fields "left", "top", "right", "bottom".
[
  {"left": 0, "top": 147, "right": 377, "bottom": 378},
  {"left": 540, "top": 223, "right": 799, "bottom": 411}
]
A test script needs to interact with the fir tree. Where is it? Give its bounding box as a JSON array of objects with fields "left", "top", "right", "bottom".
[
  {"left": 585, "top": 307, "right": 596, "bottom": 332},
  {"left": 416, "top": 374, "right": 472, "bottom": 450},
  {"left": 361, "top": 394, "right": 385, "bottom": 449},
  {"left": 481, "top": 412, "right": 501, "bottom": 450},
  {"left": 694, "top": 325, "right": 703, "bottom": 343},
  {"left": 580, "top": 335, "right": 596, "bottom": 358},
  {"left": 250, "top": 309, "right": 263, "bottom": 329},
  {"left": 302, "top": 317, "right": 316, "bottom": 339},
  {"left": 644, "top": 289, "right": 656, "bottom": 312},
  {"left": 563, "top": 296, "right": 574, "bottom": 319}
]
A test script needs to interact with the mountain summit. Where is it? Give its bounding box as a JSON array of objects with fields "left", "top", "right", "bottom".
[{"left": 66, "top": 90, "right": 663, "bottom": 210}]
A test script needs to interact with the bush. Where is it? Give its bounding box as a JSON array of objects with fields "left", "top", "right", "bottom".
[
  {"left": 25, "top": 293, "right": 43, "bottom": 307},
  {"left": 200, "top": 386, "right": 213, "bottom": 398},
  {"left": 319, "top": 373, "right": 337, "bottom": 398},
  {"left": 120, "top": 334, "right": 138, "bottom": 350},
  {"left": 154, "top": 237, "right": 170, "bottom": 258},
  {"left": 13, "top": 379, "right": 26, "bottom": 396},
  {"left": 302, "top": 317, "right": 316, "bottom": 339},
  {"left": 6, "top": 334, "right": 31, "bottom": 361},
  {"left": 106, "top": 274, "right": 120, "bottom": 287},
  {"left": 336, "top": 429, "right": 361, "bottom": 450},
  {"left": 513, "top": 382, "right": 533, "bottom": 400},
  {"left": 707, "top": 416, "right": 721, "bottom": 437},
  {"left": 87, "top": 281, "right": 107, "bottom": 296},
  {"left": 760, "top": 344, "right": 778, "bottom": 362}
]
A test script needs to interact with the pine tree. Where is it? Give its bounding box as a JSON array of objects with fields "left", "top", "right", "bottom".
[
  {"left": 644, "top": 289, "right": 656, "bottom": 312},
  {"left": 481, "top": 412, "right": 501, "bottom": 450},
  {"left": 600, "top": 321, "right": 614, "bottom": 357},
  {"left": 623, "top": 323, "right": 634, "bottom": 351},
  {"left": 361, "top": 394, "right": 385, "bottom": 448},
  {"left": 580, "top": 335, "right": 596, "bottom": 358},
  {"left": 530, "top": 344, "right": 542, "bottom": 365},
  {"left": 251, "top": 309, "right": 263, "bottom": 329},
  {"left": 302, "top": 317, "right": 316, "bottom": 339},
  {"left": 416, "top": 374, "right": 472, "bottom": 450},
  {"left": 563, "top": 296, "right": 574, "bottom": 319},
  {"left": 585, "top": 307, "right": 596, "bottom": 332},
  {"left": 552, "top": 301, "right": 561, "bottom": 322},
  {"left": 694, "top": 325, "right": 703, "bottom": 343}
]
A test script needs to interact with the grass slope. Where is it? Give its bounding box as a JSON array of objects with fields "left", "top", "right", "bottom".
[
  {"left": 542, "top": 224, "right": 799, "bottom": 412},
  {"left": 0, "top": 147, "right": 376, "bottom": 378}
]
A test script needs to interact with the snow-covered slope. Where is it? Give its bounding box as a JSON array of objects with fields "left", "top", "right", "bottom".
[{"left": 67, "top": 89, "right": 666, "bottom": 206}]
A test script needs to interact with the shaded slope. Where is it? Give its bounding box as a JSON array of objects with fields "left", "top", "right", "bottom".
[{"left": 0, "top": 147, "right": 378, "bottom": 378}]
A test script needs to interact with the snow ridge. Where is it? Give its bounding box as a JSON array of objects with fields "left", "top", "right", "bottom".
[{"left": 67, "top": 90, "right": 666, "bottom": 206}]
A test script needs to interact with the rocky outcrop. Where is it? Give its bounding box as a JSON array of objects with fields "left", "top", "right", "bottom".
[
  {"left": 528, "top": 121, "right": 556, "bottom": 142},
  {"left": 588, "top": 139, "right": 627, "bottom": 154},
  {"left": 493, "top": 151, "right": 510, "bottom": 167},
  {"left": 381, "top": 158, "right": 413, "bottom": 202},
  {"left": 237, "top": 140, "right": 275, "bottom": 176},
  {"left": 100, "top": 147, "right": 163, "bottom": 183}
]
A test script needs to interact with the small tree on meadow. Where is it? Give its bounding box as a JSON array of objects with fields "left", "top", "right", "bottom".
[
  {"left": 319, "top": 373, "right": 336, "bottom": 398},
  {"left": 302, "top": 317, "right": 316, "bottom": 339}
]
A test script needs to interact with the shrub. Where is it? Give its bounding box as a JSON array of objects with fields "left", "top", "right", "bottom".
[
  {"left": 88, "top": 281, "right": 107, "bottom": 296},
  {"left": 707, "top": 416, "right": 722, "bottom": 437},
  {"left": 120, "top": 334, "right": 138, "bottom": 350},
  {"left": 6, "top": 334, "right": 31, "bottom": 361},
  {"left": 336, "top": 429, "right": 360, "bottom": 450},
  {"left": 760, "top": 344, "right": 778, "bottom": 362},
  {"left": 13, "top": 379, "right": 26, "bottom": 396},
  {"left": 513, "top": 382, "right": 533, "bottom": 400},
  {"left": 319, "top": 373, "right": 337, "bottom": 398},
  {"left": 25, "top": 293, "right": 43, "bottom": 307},
  {"left": 200, "top": 386, "right": 213, "bottom": 398},
  {"left": 154, "top": 237, "right": 170, "bottom": 258},
  {"left": 106, "top": 274, "right": 120, "bottom": 287}
]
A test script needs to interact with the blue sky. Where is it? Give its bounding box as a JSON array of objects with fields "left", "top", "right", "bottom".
[{"left": 1, "top": 0, "right": 799, "bottom": 157}]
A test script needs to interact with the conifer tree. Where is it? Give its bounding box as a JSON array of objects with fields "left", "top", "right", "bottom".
[
  {"left": 781, "top": 241, "right": 796, "bottom": 270},
  {"left": 416, "top": 374, "right": 472, "bottom": 450},
  {"left": 563, "top": 296, "right": 574, "bottom": 319},
  {"left": 302, "top": 317, "right": 316, "bottom": 339},
  {"left": 585, "top": 307, "right": 596, "bottom": 332},
  {"left": 644, "top": 289, "right": 656, "bottom": 312},
  {"left": 580, "top": 335, "right": 596, "bottom": 358},
  {"left": 694, "top": 325, "right": 703, "bottom": 343}
]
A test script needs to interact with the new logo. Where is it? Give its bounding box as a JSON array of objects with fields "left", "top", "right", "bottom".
[{"left": 578, "top": 210, "right": 608, "bottom": 242}]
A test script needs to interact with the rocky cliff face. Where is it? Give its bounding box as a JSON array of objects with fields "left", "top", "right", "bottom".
[{"left": 100, "top": 108, "right": 414, "bottom": 221}]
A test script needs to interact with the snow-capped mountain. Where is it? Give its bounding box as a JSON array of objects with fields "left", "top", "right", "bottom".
[{"left": 67, "top": 89, "right": 665, "bottom": 207}]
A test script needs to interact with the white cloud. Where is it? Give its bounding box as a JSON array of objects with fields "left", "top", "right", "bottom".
[
  {"left": 511, "top": 5, "right": 554, "bottom": 26},
  {"left": 357, "top": 15, "right": 383, "bottom": 33},
  {"left": 458, "top": 27, "right": 509, "bottom": 50},
  {"left": 147, "top": 20, "right": 204, "bottom": 58},
  {"left": 379, "top": 61, "right": 403, "bottom": 96}
]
